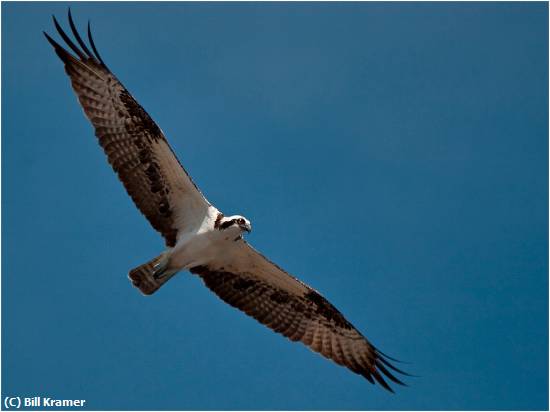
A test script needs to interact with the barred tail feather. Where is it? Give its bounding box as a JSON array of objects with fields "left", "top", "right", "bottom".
[{"left": 128, "top": 255, "right": 176, "bottom": 295}]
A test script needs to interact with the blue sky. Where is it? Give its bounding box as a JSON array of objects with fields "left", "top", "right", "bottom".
[{"left": 2, "top": 2, "right": 548, "bottom": 410}]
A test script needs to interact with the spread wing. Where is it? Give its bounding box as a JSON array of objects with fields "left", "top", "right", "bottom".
[
  {"left": 44, "top": 11, "right": 212, "bottom": 247},
  {"left": 190, "top": 241, "right": 408, "bottom": 392}
]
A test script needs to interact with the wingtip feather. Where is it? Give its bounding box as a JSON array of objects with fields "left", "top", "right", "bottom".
[
  {"left": 376, "top": 360, "right": 406, "bottom": 387},
  {"left": 378, "top": 354, "right": 415, "bottom": 377},
  {"left": 87, "top": 20, "right": 108, "bottom": 68},
  {"left": 43, "top": 30, "right": 55, "bottom": 45},
  {"left": 68, "top": 8, "right": 94, "bottom": 59},
  {"left": 52, "top": 12, "right": 86, "bottom": 60},
  {"left": 371, "top": 369, "right": 394, "bottom": 393}
]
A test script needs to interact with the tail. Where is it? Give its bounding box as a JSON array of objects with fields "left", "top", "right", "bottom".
[{"left": 128, "top": 254, "right": 177, "bottom": 295}]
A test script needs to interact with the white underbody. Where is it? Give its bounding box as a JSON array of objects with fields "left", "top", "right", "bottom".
[
  {"left": 167, "top": 206, "right": 242, "bottom": 271},
  {"left": 159, "top": 199, "right": 308, "bottom": 296}
]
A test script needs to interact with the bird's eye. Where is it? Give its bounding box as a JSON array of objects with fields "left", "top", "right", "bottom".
[{"left": 238, "top": 218, "right": 244, "bottom": 224}]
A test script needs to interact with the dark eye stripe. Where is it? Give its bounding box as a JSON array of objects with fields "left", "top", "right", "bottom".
[{"left": 220, "top": 220, "right": 234, "bottom": 230}]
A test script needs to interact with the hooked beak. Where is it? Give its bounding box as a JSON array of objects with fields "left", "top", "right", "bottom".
[{"left": 244, "top": 223, "right": 252, "bottom": 233}]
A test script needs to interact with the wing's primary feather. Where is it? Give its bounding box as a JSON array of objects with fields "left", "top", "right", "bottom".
[
  {"left": 190, "top": 241, "right": 408, "bottom": 392},
  {"left": 44, "top": 12, "right": 211, "bottom": 246}
]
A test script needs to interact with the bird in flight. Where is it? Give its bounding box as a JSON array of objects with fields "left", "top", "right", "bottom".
[{"left": 44, "top": 11, "right": 408, "bottom": 392}]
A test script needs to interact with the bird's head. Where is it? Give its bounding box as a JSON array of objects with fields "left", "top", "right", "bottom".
[{"left": 217, "top": 215, "right": 252, "bottom": 237}]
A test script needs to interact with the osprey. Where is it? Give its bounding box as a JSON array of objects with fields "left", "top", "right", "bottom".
[{"left": 45, "top": 11, "right": 408, "bottom": 392}]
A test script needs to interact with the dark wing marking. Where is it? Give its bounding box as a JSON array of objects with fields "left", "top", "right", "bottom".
[
  {"left": 190, "top": 242, "right": 408, "bottom": 392},
  {"left": 45, "top": 11, "right": 211, "bottom": 246}
]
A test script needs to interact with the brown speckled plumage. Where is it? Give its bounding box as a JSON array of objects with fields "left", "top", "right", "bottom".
[
  {"left": 44, "top": 12, "right": 209, "bottom": 247},
  {"left": 190, "top": 263, "right": 407, "bottom": 392}
]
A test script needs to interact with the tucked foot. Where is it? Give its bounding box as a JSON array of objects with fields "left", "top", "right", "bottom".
[
  {"left": 153, "top": 259, "right": 170, "bottom": 280},
  {"left": 129, "top": 253, "right": 178, "bottom": 295}
]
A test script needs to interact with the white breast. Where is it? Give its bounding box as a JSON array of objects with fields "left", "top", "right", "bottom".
[{"left": 169, "top": 207, "right": 240, "bottom": 270}]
